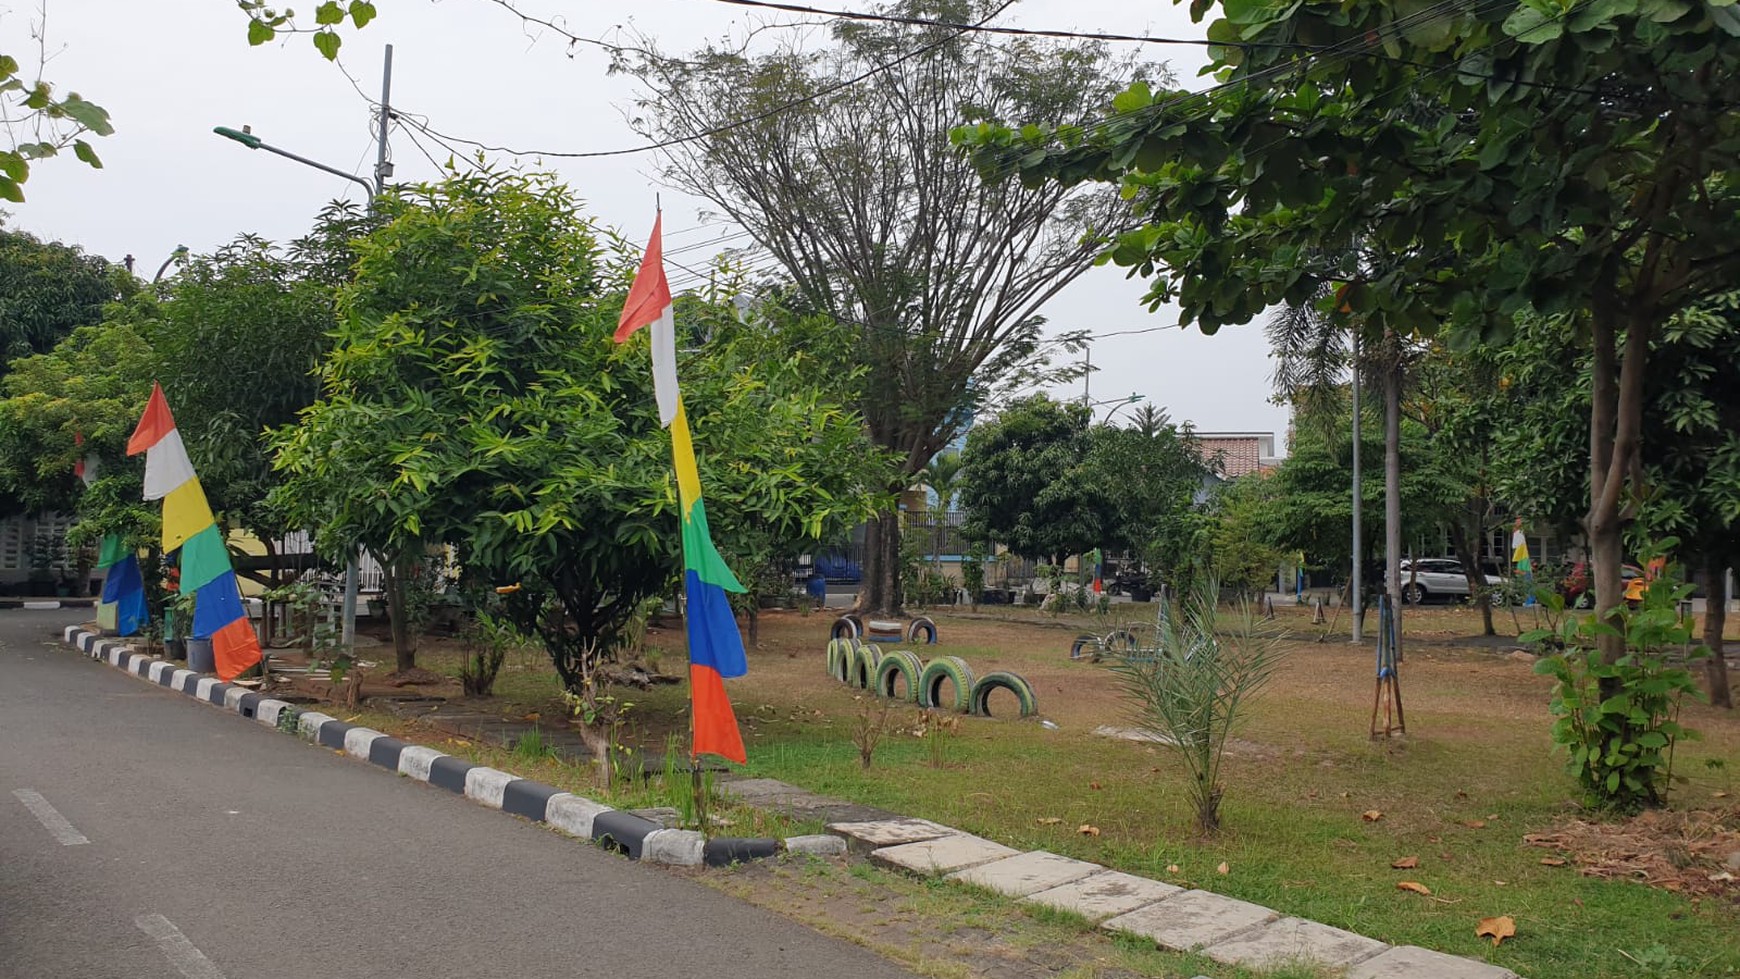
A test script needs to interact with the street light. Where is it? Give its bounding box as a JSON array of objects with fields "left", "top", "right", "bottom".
[
  {"left": 213, "top": 126, "right": 376, "bottom": 197},
  {"left": 1090, "top": 393, "right": 1145, "bottom": 425},
  {"left": 212, "top": 119, "right": 381, "bottom": 653}
]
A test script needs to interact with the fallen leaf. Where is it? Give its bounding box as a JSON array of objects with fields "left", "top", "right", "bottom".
[
  {"left": 1216, "top": 862, "right": 1229, "bottom": 875},
  {"left": 1036, "top": 817, "right": 1063, "bottom": 825},
  {"left": 1427, "top": 835, "right": 1442, "bottom": 844},
  {"left": 1166, "top": 864, "right": 1181, "bottom": 874},
  {"left": 1340, "top": 791, "right": 1351, "bottom": 799},
  {"left": 1708, "top": 871, "right": 1736, "bottom": 883},
  {"left": 1714, "top": 791, "right": 1729, "bottom": 799},
  {"left": 1462, "top": 820, "right": 1487, "bottom": 829},
  {"left": 1397, "top": 881, "right": 1432, "bottom": 896},
  {"left": 1539, "top": 858, "right": 1567, "bottom": 867},
  {"left": 1494, "top": 880, "right": 1507, "bottom": 886},
  {"left": 1486, "top": 813, "right": 1499, "bottom": 821},
  {"left": 1455, "top": 789, "right": 1469, "bottom": 798},
  {"left": 1392, "top": 856, "right": 1420, "bottom": 869},
  {"left": 1089, "top": 781, "right": 1103, "bottom": 790},
  {"left": 1362, "top": 810, "right": 1384, "bottom": 822},
  {"left": 1078, "top": 824, "right": 1101, "bottom": 837},
  {"left": 1476, "top": 915, "right": 1516, "bottom": 947},
  {"left": 522, "top": 712, "right": 540, "bottom": 721},
  {"left": 1440, "top": 852, "right": 1455, "bottom": 862}
]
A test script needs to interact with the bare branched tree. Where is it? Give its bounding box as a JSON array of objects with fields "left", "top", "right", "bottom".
[{"left": 622, "top": 0, "right": 1161, "bottom": 613}]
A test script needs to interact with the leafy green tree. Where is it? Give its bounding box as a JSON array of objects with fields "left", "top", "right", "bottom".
[
  {"left": 625, "top": 0, "right": 1155, "bottom": 613},
  {"left": 273, "top": 168, "right": 885, "bottom": 684},
  {"left": 962, "top": 0, "right": 1740, "bottom": 677},
  {"left": 1082, "top": 414, "right": 1211, "bottom": 592},
  {"left": 959, "top": 395, "right": 1110, "bottom": 565},
  {"left": 1, "top": 220, "right": 125, "bottom": 378},
  {"left": 1261, "top": 392, "right": 1462, "bottom": 588},
  {"left": 0, "top": 310, "right": 155, "bottom": 540},
  {"left": 149, "top": 205, "right": 369, "bottom": 548}
]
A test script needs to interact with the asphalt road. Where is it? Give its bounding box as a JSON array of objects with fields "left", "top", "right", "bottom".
[{"left": 0, "top": 608, "right": 917, "bottom": 979}]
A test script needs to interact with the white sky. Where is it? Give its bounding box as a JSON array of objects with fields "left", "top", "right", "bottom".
[{"left": 11, "top": 0, "right": 1289, "bottom": 445}]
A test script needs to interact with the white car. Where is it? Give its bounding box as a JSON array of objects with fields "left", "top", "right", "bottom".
[{"left": 1390, "top": 558, "right": 1505, "bottom": 605}]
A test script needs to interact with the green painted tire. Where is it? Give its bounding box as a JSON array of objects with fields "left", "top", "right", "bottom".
[
  {"left": 918, "top": 655, "right": 975, "bottom": 712},
  {"left": 969, "top": 671, "right": 1039, "bottom": 718},
  {"left": 831, "top": 636, "right": 852, "bottom": 681},
  {"left": 833, "top": 637, "right": 862, "bottom": 684},
  {"left": 850, "top": 643, "right": 886, "bottom": 689},
  {"left": 874, "top": 650, "right": 925, "bottom": 702}
]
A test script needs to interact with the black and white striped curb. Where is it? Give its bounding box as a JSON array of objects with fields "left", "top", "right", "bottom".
[{"left": 61, "top": 627, "right": 839, "bottom": 868}]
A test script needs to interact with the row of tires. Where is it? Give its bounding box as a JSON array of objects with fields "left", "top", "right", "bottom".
[
  {"left": 824, "top": 637, "right": 1038, "bottom": 718},
  {"left": 830, "top": 615, "right": 938, "bottom": 645}
]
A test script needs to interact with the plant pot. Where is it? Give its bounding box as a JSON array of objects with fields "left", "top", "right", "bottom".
[
  {"left": 1129, "top": 586, "right": 1154, "bottom": 603},
  {"left": 164, "top": 638, "right": 187, "bottom": 661},
  {"left": 186, "top": 637, "right": 215, "bottom": 673}
]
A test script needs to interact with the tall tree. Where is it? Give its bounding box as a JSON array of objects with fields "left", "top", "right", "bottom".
[
  {"left": 963, "top": 0, "right": 1740, "bottom": 671},
  {"left": 624, "top": 0, "right": 1155, "bottom": 613},
  {"left": 273, "top": 168, "right": 885, "bottom": 682},
  {"left": 0, "top": 221, "right": 124, "bottom": 379}
]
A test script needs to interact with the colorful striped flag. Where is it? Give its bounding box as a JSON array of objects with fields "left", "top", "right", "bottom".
[
  {"left": 127, "top": 383, "right": 262, "bottom": 681},
  {"left": 1510, "top": 518, "right": 1532, "bottom": 576},
  {"left": 96, "top": 533, "right": 147, "bottom": 637},
  {"left": 615, "top": 214, "right": 748, "bottom": 764}
]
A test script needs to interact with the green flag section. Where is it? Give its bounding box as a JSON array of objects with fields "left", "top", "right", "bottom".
[
  {"left": 97, "top": 533, "right": 129, "bottom": 571},
  {"left": 178, "top": 524, "right": 232, "bottom": 595}
]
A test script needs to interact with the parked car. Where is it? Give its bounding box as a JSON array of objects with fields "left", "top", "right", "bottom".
[{"left": 1389, "top": 558, "right": 1505, "bottom": 605}]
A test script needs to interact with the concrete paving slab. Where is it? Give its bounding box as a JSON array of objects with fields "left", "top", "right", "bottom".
[
  {"left": 1022, "top": 870, "right": 1184, "bottom": 922},
  {"left": 1345, "top": 945, "right": 1521, "bottom": 979},
  {"left": 947, "top": 850, "right": 1101, "bottom": 897},
  {"left": 1202, "top": 916, "right": 1388, "bottom": 970},
  {"left": 827, "top": 817, "right": 955, "bottom": 850},
  {"left": 1102, "top": 889, "right": 1278, "bottom": 952},
  {"left": 871, "top": 835, "right": 1019, "bottom": 876}
]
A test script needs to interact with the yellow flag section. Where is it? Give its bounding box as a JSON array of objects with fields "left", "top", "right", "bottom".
[{"left": 127, "top": 383, "right": 262, "bottom": 681}]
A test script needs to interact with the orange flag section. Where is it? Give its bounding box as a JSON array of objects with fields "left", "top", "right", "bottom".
[
  {"left": 689, "top": 663, "right": 746, "bottom": 764},
  {"left": 127, "top": 382, "right": 177, "bottom": 455}
]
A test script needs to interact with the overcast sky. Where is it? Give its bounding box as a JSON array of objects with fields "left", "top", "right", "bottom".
[{"left": 11, "top": 0, "right": 1289, "bottom": 445}]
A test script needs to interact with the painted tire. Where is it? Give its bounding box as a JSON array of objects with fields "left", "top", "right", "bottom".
[
  {"left": 833, "top": 637, "right": 862, "bottom": 684},
  {"left": 850, "top": 643, "right": 884, "bottom": 689},
  {"left": 874, "top": 650, "right": 925, "bottom": 702},
  {"left": 1069, "top": 634, "right": 1102, "bottom": 663},
  {"left": 918, "top": 656, "right": 975, "bottom": 712},
  {"left": 969, "top": 671, "right": 1039, "bottom": 718},
  {"left": 906, "top": 616, "right": 939, "bottom": 645},
  {"left": 826, "top": 639, "right": 847, "bottom": 679},
  {"left": 1103, "top": 629, "right": 1138, "bottom": 656},
  {"left": 830, "top": 615, "right": 861, "bottom": 641}
]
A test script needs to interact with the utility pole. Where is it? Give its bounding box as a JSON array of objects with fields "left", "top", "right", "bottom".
[
  {"left": 1350, "top": 330, "right": 1363, "bottom": 643},
  {"left": 341, "top": 43, "right": 394, "bottom": 651}
]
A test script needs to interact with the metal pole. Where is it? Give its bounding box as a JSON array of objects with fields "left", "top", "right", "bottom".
[
  {"left": 342, "top": 43, "right": 393, "bottom": 652},
  {"left": 1351, "top": 331, "right": 1363, "bottom": 643},
  {"left": 1082, "top": 346, "right": 1091, "bottom": 409}
]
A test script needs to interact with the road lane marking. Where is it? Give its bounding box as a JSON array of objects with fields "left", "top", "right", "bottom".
[
  {"left": 135, "top": 915, "right": 229, "bottom": 979},
  {"left": 12, "top": 789, "right": 90, "bottom": 845}
]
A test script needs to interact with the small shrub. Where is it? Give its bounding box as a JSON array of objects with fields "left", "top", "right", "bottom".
[
  {"left": 850, "top": 696, "right": 897, "bottom": 770},
  {"left": 914, "top": 708, "right": 961, "bottom": 768},
  {"left": 1526, "top": 568, "right": 1705, "bottom": 811},
  {"left": 459, "top": 611, "right": 519, "bottom": 696},
  {"left": 1111, "top": 579, "right": 1283, "bottom": 834}
]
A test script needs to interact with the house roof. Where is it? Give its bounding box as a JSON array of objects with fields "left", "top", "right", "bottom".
[{"left": 1193, "top": 432, "right": 1279, "bottom": 478}]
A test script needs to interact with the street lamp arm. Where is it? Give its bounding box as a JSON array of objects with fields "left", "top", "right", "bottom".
[{"left": 212, "top": 126, "right": 375, "bottom": 197}]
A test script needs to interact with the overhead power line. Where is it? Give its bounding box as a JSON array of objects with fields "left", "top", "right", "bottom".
[{"left": 696, "top": 0, "right": 1318, "bottom": 49}]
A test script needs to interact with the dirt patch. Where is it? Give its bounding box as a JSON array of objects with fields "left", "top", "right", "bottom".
[{"left": 1524, "top": 807, "right": 1740, "bottom": 901}]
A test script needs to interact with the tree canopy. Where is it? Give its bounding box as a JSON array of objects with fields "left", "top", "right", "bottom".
[
  {"left": 0, "top": 221, "right": 123, "bottom": 376},
  {"left": 961, "top": 0, "right": 1740, "bottom": 646},
  {"left": 624, "top": 0, "right": 1159, "bottom": 612}
]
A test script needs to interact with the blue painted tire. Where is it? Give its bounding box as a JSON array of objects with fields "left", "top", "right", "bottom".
[{"left": 906, "top": 616, "right": 938, "bottom": 645}]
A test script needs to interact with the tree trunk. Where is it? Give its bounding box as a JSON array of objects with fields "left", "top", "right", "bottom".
[
  {"left": 746, "top": 602, "right": 760, "bottom": 647},
  {"left": 379, "top": 550, "right": 415, "bottom": 672},
  {"left": 1703, "top": 555, "right": 1733, "bottom": 709},
  {"left": 859, "top": 510, "right": 904, "bottom": 616},
  {"left": 1383, "top": 355, "right": 1403, "bottom": 661},
  {"left": 1589, "top": 305, "right": 1650, "bottom": 667},
  {"left": 1449, "top": 520, "right": 1496, "bottom": 636}
]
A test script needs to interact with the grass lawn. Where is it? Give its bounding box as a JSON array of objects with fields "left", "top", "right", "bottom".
[{"left": 382, "top": 602, "right": 1740, "bottom": 979}]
